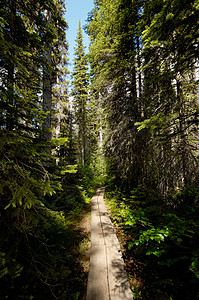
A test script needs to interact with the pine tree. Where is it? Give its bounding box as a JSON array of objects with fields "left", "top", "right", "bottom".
[
  {"left": 0, "top": 0, "right": 70, "bottom": 297},
  {"left": 87, "top": 0, "right": 145, "bottom": 187},
  {"left": 40, "top": 0, "right": 68, "bottom": 157},
  {"left": 0, "top": 0, "right": 68, "bottom": 204},
  {"left": 138, "top": 0, "right": 199, "bottom": 191},
  {"left": 71, "top": 20, "right": 89, "bottom": 167},
  {"left": 87, "top": 0, "right": 198, "bottom": 193}
]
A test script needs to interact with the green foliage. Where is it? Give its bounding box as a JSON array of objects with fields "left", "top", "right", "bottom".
[
  {"left": 135, "top": 113, "right": 179, "bottom": 137},
  {"left": 0, "top": 252, "right": 23, "bottom": 280},
  {"left": 0, "top": 197, "right": 88, "bottom": 299},
  {"left": 132, "top": 285, "right": 143, "bottom": 300},
  {"left": 105, "top": 184, "right": 199, "bottom": 299},
  {"left": 60, "top": 164, "right": 78, "bottom": 175},
  {"left": 78, "top": 161, "right": 106, "bottom": 197},
  {"left": 127, "top": 210, "right": 199, "bottom": 265},
  {"left": 50, "top": 137, "right": 68, "bottom": 147}
]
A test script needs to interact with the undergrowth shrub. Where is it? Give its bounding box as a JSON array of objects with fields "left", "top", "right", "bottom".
[
  {"left": 0, "top": 203, "right": 87, "bottom": 299},
  {"left": 105, "top": 184, "right": 199, "bottom": 300},
  {"left": 78, "top": 163, "right": 106, "bottom": 197}
]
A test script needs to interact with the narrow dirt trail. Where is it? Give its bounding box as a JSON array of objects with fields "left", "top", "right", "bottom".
[{"left": 86, "top": 187, "right": 133, "bottom": 300}]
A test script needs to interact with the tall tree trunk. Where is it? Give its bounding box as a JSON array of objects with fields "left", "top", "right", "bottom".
[
  {"left": 42, "top": 11, "right": 52, "bottom": 155},
  {"left": 55, "top": 77, "right": 62, "bottom": 165},
  {"left": 176, "top": 73, "right": 189, "bottom": 186},
  {"left": 136, "top": 35, "right": 144, "bottom": 119},
  {"left": 7, "top": 0, "right": 16, "bottom": 130},
  {"left": 80, "top": 106, "right": 86, "bottom": 166}
]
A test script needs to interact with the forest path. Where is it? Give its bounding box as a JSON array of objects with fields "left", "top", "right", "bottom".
[{"left": 86, "top": 187, "right": 133, "bottom": 300}]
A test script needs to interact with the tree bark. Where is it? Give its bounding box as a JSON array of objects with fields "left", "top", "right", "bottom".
[
  {"left": 7, "top": 0, "right": 16, "bottom": 131},
  {"left": 42, "top": 11, "right": 52, "bottom": 155}
]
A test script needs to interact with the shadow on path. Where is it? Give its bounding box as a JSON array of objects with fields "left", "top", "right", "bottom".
[{"left": 86, "top": 188, "right": 133, "bottom": 300}]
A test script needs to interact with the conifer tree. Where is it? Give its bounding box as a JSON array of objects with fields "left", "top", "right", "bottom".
[
  {"left": 87, "top": 0, "right": 198, "bottom": 192},
  {"left": 0, "top": 0, "right": 70, "bottom": 297},
  {"left": 0, "top": 0, "right": 68, "bottom": 204},
  {"left": 87, "top": 0, "right": 144, "bottom": 187},
  {"left": 71, "top": 20, "right": 89, "bottom": 167},
  {"left": 138, "top": 0, "right": 199, "bottom": 191},
  {"left": 40, "top": 0, "right": 68, "bottom": 157}
]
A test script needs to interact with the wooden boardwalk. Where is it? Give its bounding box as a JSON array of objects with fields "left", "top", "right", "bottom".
[{"left": 86, "top": 187, "right": 133, "bottom": 300}]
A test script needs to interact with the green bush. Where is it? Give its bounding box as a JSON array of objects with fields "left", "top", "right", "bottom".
[
  {"left": 0, "top": 202, "right": 87, "bottom": 299},
  {"left": 105, "top": 184, "right": 199, "bottom": 299}
]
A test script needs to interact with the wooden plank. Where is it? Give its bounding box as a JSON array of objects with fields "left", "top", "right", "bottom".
[
  {"left": 101, "top": 215, "right": 120, "bottom": 247},
  {"left": 107, "top": 246, "right": 133, "bottom": 300},
  {"left": 87, "top": 188, "right": 133, "bottom": 300},
  {"left": 91, "top": 195, "right": 104, "bottom": 245},
  {"left": 86, "top": 244, "right": 109, "bottom": 300},
  {"left": 98, "top": 195, "right": 108, "bottom": 214}
]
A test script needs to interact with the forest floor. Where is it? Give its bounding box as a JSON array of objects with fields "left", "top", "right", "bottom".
[
  {"left": 74, "top": 200, "right": 91, "bottom": 300},
  {"left": 104, "top": 197, "right": 144, "bottom": 295},
  {"left": 77, "top": 202, "right": 91, "bottom": 272}
]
